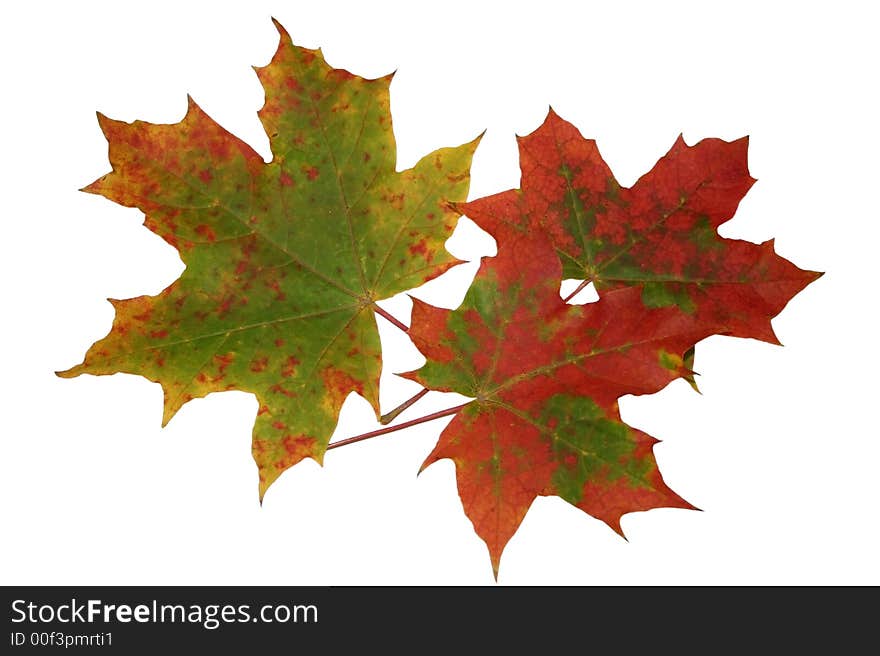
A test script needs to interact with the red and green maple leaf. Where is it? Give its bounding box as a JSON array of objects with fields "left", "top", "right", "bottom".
[
  {"left": 58, "top": 20, "right": 479, "bottom": 497},
  {"left": 405, "top": 233, "right": 715, "bottom": 577},
  {"left": 461, "top": 109, "right": 821, "bottom": 351},
  {"left": 403, "top": 109, "right": 821, "bottom": 576}
]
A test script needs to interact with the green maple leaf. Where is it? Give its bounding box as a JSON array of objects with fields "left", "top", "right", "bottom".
[{"left": 58, "top": 20, "right": 480, "bottom": 498}]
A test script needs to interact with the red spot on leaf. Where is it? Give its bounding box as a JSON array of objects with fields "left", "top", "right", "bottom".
[
  {"left": 321, "top": 367, "right": 363, "bottom": 408},
  {"left": 214, "top": 353, "right": 234, "bottom": 375},
  {"left": 217, "top": 296, "right": 234, "bottom": 317},
  {"left": 303, "top": 166, "right": 319, "bottom": 180},
  {"left": 195, "top": 224, "right": 216, "bottom": 242},
  {"left": 150, "top": 329, "right": 168, "bottom": 339},
  {"left": 280, "top": 171, "right": 294, "bottom": 187},
  {"left": 252, "top": 434, "right": 318, "bottom": 483},
  {"left": 250, "top": 356, "right": 269, "bottom": 373},
  {"left": 281, "top": 435, "right": 317, "bottom": 462},
  {"left": 198, "top": 169, "right": 213, "bottom": 183},
  {"left": 281, "top": 356, "right": 300, "bottom": 378},
  {"left": 389, "top": 193, "right": 405, "bottom": 210},
  {"left": 265, "top": 279, "right": 286, "bottom": 301},
  {"left": 269, "top": 384, "right": 297, "bottom": 398},
  {"left": 206, "top": 138, "right": 232, "bottom": 161},
  {"left": 408, "top": 239, "right": 432, "bottom": 261}
]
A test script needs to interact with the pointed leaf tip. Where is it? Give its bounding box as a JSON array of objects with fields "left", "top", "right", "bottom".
[
  {"left": 270, "top": 16, "right": 290, "bottom": 39},
  {"left": 184, "top": 94, "right": 203, "bottom": 118},
  {"left": 79, "top": 180, "right": 102, "bottom": 195},
  {"left": 540, "top": 105, "right": 562, "bottom": 131},
  {"left": 94, "top": 111, "right": 121, "bottom": 138},
  {"left": 417, "top": 454, "right": 434, "bottom": 476},
  {"left": 160, "top": 408, "right": 175, "bottom": 428},
  {"left": 468, "top": 128, "right": 487, "bottom": 149},
  {"left": 734, "top": 134, "right": 750, "bottom": 147},
  {"left": 55, "top": 366, "right": 79, "bottom": 379}
]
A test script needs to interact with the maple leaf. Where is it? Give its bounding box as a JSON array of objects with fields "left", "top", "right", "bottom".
[
  {"left": 461, "top": 109, "right": 822, "bottom": 347},
  {"left": 57, "top": 20, "right": 480, "bottom": 497},
  {"left": 405, "top": 232, "right": 714, "bottom": 577}
]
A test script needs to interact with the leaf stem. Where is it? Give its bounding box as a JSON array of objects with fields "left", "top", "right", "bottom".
[
  {"left": 373, "top": 304, "right": 409, "bottom": 333},
  {"left": 326, "top": 402, "right": 468, "bottom": 451},
  {"left": 562, "top": 279, "right": 591, "bottom": 304},
  {"left": 380, "top": 388, "right": 429, "bottom": 425}
]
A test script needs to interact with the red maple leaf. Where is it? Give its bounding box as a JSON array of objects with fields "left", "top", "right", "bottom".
[
  {"left": 461, "top": 109, "right": 821, "bottom": 344},
  {"left": 405, "top": 233, "right": 714, "bottom": 576}
]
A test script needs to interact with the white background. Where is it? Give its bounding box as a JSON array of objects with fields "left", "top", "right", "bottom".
[{"left": 1, "top": 1, "right": 877, "bottom": 585}]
